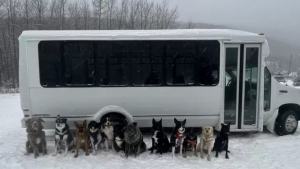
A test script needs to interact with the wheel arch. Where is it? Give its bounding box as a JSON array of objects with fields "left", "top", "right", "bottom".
[
  {"left": 93, "top": 105, "right": 134, "bottom": 123},
  {"left": 278, "top": 103, "right": 300, "bottom": 118}
]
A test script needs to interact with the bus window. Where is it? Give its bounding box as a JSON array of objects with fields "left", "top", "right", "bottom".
[
  {"left": 64, "top": 42, "right": 94, "bottom": 86},
  {"left": 39, "top": 41, "right": 62, "bottom": 87},
  {"left": 97, "top": 41, "right": 129, "bottom": 86},
  {"left": 264, "top": 67, "right": 271, "bottom": 111},
  {"left": 131, "top": 41, "right": 163, "bottom": 86},
  {"left": 198, "top": 41, "right": 220, "bottom": 86},
  {"left": 166, "top": 41, "right": 196, "bottom": 85}
]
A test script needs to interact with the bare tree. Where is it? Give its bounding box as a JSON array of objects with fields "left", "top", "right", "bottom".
[
  {"left": 80, "top": 0, "right": 91, "bottom": 30},
  {"left": 58, "top": 0, "right": 67, "bottom": 29},
  {"left": 31, "top": 0, "right": 48, "bottom": 29},
  {"left": 93, "top": 0, "right": 106, "bottom": 30},
  {"left": 68, "top": 1, "right": 81, "bottom": 30},
  {"left": 186, "top": 19, "right": 196, "bottom": 29},
  {"left": 21, "top": 0, "right": 32, "bottom": 29},
  {"left": 116, "top": 0, "right": 129, "bottom": 29},
  {"left": 105, "top": 0, "right": 117, "bottom": 30}
]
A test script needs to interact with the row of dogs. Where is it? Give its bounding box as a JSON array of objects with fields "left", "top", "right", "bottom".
[{"left": 25, "top": 115, "right": 230, "bottom": 161}]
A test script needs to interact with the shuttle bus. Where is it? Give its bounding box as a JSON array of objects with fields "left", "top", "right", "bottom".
[{"left": 19, "top": 29, "right": 300, "bottom": 136}]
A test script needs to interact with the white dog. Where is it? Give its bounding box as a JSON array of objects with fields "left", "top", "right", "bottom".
[{"left": 197, "top": 126, "right": 214, "bottom": 161}]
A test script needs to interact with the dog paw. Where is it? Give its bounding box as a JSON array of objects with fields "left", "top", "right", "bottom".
[
  {"left": 52, "top": 153, "right": 57, "bottom": 157},
  {"left": 159, "top": 154, "right": 162, "bottom": 158},
  {"left": 226, "top": 156, "right": 229, "bottom": 159},
  {"left": 85, "top": 153, "right": 89, "bottom": 156},
  {"left": 74, "top": 154, "right": 78, "bottom": 158},
  {"left": 200, "top": 155, "right": 204, "bottom": 159},
  {"left": 92, "top": 152, "right": 96, "bottom": 156},
  {"left": 207, "top": 156, "right": 211, "bottom": 161},
  {"left": 63, "top": 153, "right": 68, "bottom": 157},
  {"left": 24, "top": 152, "right": 30, "bottom": 156},
  {"left": 183, "top": 154, "right": 187, "bottom": 158}
]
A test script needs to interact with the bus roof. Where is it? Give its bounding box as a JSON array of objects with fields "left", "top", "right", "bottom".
[{"left": 20, "top": 29, "right": 266, "bottom": 42}]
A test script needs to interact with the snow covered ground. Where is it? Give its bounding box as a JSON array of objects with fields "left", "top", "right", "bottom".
[{"left": 1, "top": 94, "right": 300, "bottom": 169}]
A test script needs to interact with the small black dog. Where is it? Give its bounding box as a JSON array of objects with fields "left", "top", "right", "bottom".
[
  {"left": 170, "top": 118, "right": 186, "bottom": 158},
  {"left": 212, "top": 123, "right": 231, "bottom": 159},
  {"left": 148, "top": 118, "right": 170, "bottom": 156},
  {"left": 183, "top": 128, "right": 197, "bottom": 157},
  {"left": 53, "top": 115, "right": 74, "bottom": 157},
  {"left": 25, "top": 117, "right": 47, "bottom": 158},
  {"left": 88, "top": 120, "right": 101, "bottom": 155},
  {"left": 113, "top": 123, "right": 126, "bottom": 153}
]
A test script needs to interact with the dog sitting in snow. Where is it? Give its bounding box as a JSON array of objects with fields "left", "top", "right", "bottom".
[
  {"left": 197, "top": 126, "right": 214, "bottom": 161},
  {"left": 25, "top": 117, "right": 47, "bottom": 158},
  {"left": 183, "top": 128, "right": 198, "bottom": 157},
  {"left": 53, "top": 115, "right": 74, "bottom": 157},
  {"left": 113, "top": 122, "right": 126, "bottom": 153},
  {"left": 212, "top": 123, "right": 231, "bottom": 159},
  {"left": 74, "top": 120, "right": 90, "bottom": 158},
  {"left": 170, "top": 118, "right": 186, "bottom": 158},
  {"left": 101, "top": 117, "right": 115, "bottom": 151},
  {"left": 148, "top": 118, "right": 169, "bottom": 156},
  {"left": 88, "top": 120, "right": 102, "bottom": 155},
  {"left": 124, "top": 122, "right": 146, "bottom": 158}
]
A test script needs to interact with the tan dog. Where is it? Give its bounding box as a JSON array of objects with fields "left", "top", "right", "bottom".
[
  {"left": 197, "top": 126, "right": 214, "bottom": 161},
  {"left": 74, "top": 120, "right": 90, "bottom": 158}
]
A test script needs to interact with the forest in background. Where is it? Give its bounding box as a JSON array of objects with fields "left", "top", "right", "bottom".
[{"left": 0, "top": 0, "right": 298, "bottom": 93}]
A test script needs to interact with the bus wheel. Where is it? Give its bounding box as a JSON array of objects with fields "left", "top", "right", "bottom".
[{"left": 275, "top": 110, "right": 298, "bottom": 136}]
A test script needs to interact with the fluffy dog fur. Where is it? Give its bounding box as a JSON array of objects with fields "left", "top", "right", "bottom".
[
  {"left": 74, "top": 120, "right": 90, "bottom": 158},
  {"left": 197, "top": 126, "right": 214, "bottom": 161},
  {"left": 113, "top": 121, "right": 127, "bottom": 153},
  {"left": 124, "top": 122, "right": 146, "bottom": 158},
  {"left": 25, "top": 117, "right": 47, "bottom": 158},
  {"left": 53, "top": 115, "right": 74, "bottom": 157},
  {"left": 148, "top": 118, "right": 169, "bottom": 156},
  {"left": 212, "top": 123, "right": 231, "bottom": 159},
  {"left": 100, "top": 117, "right": 115, "bottom": 151},
  {"left": 170, "top": 118, "right": 186, "bottom": 158},
  {"left": 88, "top": 121, "right": 101, "bottom": 155}
]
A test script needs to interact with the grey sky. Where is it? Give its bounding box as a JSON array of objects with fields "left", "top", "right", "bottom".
[{"left": 162, "top": 0, "right": 300, "bottom": 46}]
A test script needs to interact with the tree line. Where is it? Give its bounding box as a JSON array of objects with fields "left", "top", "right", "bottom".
[{"left": 0, "top": 0, "right": 181, "bottom": 93}]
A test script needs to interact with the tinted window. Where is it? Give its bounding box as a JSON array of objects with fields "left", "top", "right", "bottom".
[
  {"left": 64, "top": 42, "right": 94, "bottom": 86},
  {"left": 97, "top": 42, "right": 129, "bottom": 86},
  {"left": 38, "top": 41, "right": 62, "bottom": 87},
  {"left": 131, "top": 41, "right": 163, "bottom": 86},
  {"left": 198, "top": 41, "right": 220, "bottom": 85},
  {"left": 166, "top": 41, "right": 196, "bottom": 85},
  {"left": 264, "top": 67, "right": 271, "bottom": 111}
]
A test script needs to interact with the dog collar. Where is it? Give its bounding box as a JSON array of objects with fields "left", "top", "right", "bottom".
[
  {"left": 188, "top": 140, "right": 197, "bottom": 145},
  {"left": 176, "top": 131, "right": 184, "bottom": 140}
]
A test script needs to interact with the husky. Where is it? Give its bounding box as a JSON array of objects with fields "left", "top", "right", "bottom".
[
  {"left": 52, "top": 115, "right": 74, "bottom": 157},
  {"left": 88, "top": 121, "right": 101, "bottom": 155}
]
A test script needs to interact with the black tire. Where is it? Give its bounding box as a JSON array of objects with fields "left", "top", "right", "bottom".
[{"left": 274, "top": 110, "right": 298, "bottom": 136}]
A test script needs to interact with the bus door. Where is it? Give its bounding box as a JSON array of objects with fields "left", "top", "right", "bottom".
[{"left": 224, "top": 44, "right": 261, "bottom": 130}]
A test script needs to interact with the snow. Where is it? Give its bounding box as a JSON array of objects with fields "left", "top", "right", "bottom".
[
  {"left": 280, "top": 79, "right": 300, "bottom": 89},
  {"left": 1, "top": 94, "right": 300, "bottom": 169},
  {"left": 20, "top": 29, "right": 266, "bottom": 42}
]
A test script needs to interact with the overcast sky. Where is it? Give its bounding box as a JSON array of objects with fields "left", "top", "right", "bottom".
[{"left": 160, "top": 0, "right": 300, "bottom": 45}]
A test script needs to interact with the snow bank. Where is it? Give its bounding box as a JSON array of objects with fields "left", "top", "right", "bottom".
[{"left": 1, "top": 94, "right": 300, "bottom": 169}]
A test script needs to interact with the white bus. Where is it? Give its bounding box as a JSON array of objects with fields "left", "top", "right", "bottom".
[{"left": 19, "top": 29, "right": 300, "bottom": 136}]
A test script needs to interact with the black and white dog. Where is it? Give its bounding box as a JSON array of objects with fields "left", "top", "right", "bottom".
[
  {"left": 53, "top": 115, "right": 74, "bottom": 157},
  {"left": 148, "top": 118, "right": 169, "bottom": 156},
  {"left": 170, "top": 118, "right": 186, "bottom": 158},
  {"left": 101, "top": 117, "right": 115, "bottom": 151},
  {"left": 88, "top": 121, "right": 102, "bottom": 155},
  {"left": 212, "top": 123, "right": 231, "bottom": 159},
  {"left": 113, "top": 123, "right": 126, "bottom": 153}
]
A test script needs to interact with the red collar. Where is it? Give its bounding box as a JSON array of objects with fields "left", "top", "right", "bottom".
[{"left": 176, "top": 132, "right": 184, "bottom": 140}]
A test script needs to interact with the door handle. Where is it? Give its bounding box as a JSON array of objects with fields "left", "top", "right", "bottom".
[{"left": 279, "top": 90, "right": 288, "bottom": 93}]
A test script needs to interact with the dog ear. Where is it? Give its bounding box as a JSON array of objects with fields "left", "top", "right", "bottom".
[
  {"left": 74, "top": 121, "right": 80, "bottom": 128},
  {"left": 152, "top": 118, "right": 155, "bottom": 124},
  {"left": 25, "top": 119, "right": 31, "bottom": 127},
  {"left": 83, "top": 120, "right": 87, "bottom": 127},
  {"left": 174, "top": 118, "right": 178, "bottom": 124},
  {"left": 39, "top": 118, "right": 44, "bottom": 123},
  {"left": 182, "top": 119, "right": 186, "bottom": 125},
  {"left": 133, "top": 122, "right": 137, "bottom": 127},
  {"left": 56, "top": 114, "right": 60, "bottom": 119},
  {"left": 159, "top": 118, "right": 162, "bottom": 123},
  {"left": 221, "top": 123, "right": 225, "bottom": 127}
]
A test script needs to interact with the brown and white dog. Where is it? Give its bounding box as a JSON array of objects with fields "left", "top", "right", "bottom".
[
  {"left": 197, "top": 126, "right": 214, "bottom": 161},
  {"left": 74, "top": 120, "right": 90, "bottom": 158}
]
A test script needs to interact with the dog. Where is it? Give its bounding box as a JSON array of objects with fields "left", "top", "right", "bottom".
[
  {"left": 148, "top": 118, "right": 169, "bottom": 156},
  {"left": 212, "top": 123, "right": 231, "bottom": 159},
  {"left": 88, "top": 120, "right": 101, "bottom": 155},
  {"left": 53, "top": 115, "right": 74, "bottom": 157},
  {"left": 113, "top": 122, "right": 126, "bottom": 153},
  {"left": 124, "top": 122, "right": 146, "bottom": 158},
  {"left": 100, "top": 117, "right": 115, "bottom": 151},
  {"left": 183, "top": 128, "right": 198, "bottom": 157},
  {"left": 170, "top": 118, "right": 186, "bottom": 158},
  {"left": 197, "top": 126, "right": 214, "bottom": 161},
  {"left": 25, "top": 117, "right": 47, "bottom": 158},
  {"left": 74, "top": 120, "right": 90, "bottom": 158}
]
